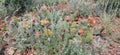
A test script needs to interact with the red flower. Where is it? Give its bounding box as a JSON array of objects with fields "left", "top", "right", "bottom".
[
  {"left": 35, "top": 32, "right": 40, "bottom": 37},
  {"left": 65, "top": 16, "right": 70, "bottom": 21},
  {"left": 31, "top": 17, "right": 35, "bottom": 22}
]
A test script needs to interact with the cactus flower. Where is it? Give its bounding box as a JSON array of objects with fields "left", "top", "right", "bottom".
[
  {"left": 65, "top": 15, "right": 70, "bottom": 21},
  {"left": 40, "top": 19, "right": 49, "bottom": 25},
  {"left": 43, "top": 29, "right": 52, "bottom": 36},
  {"left": 88, "top": 16, "right": 96, "bottom": 27},
  {"left": 78, "top": 29, "right": 83, "bottom": 35},
  {"left": 22, "top": 20, "right": 30, "bottom": 28},
  {"left": 35, "top": 32, "right": 40, "bottom": 37},
  {"left": 32, "top": 17, "right": 35, "bottom": 22}
]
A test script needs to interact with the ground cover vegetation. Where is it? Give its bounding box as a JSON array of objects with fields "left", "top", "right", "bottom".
[{"left": 0, "top": 0, "right": 120, "bottom": 55}]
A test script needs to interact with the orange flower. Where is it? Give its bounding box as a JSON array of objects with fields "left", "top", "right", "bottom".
[
  {"left": 43, "top": 29, "right": 52, "bottom": 36},
  {"left": 40, "top": 19, "right": 49, "bottom": 25},
  {"left": 88, "top": 16, "right": 96, "bottom": 27},
  {"left": 22, "top": 20, "right": 30, "bottom": 28},
  {"left": 78, "top": 29, "right": 83, "bottom": 35}
]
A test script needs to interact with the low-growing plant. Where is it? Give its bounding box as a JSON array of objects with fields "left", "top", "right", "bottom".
[
  {"left": 2, "top": 7, "right": 98, "bottom": 55},
  {"left": 1, "top": 0, "right": 120, "bottom": 55}
]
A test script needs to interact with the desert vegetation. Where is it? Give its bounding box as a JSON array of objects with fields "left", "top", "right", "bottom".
[{"left": 0, "top": 0, "right": 120, "bottom": 55}]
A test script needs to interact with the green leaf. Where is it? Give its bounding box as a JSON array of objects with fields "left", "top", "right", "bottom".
[{"left": 85, "top": 33, "right": 92, "bottom": 43}]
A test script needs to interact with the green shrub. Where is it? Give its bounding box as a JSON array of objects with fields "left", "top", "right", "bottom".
[
  {"left": 0, "top": 0, "right": 7, "bottom": 17},
  {"left": 95, "top": 0, "right": 120, "bottom": 16},
  {"left": 3, "top": 0, "right": 34, "bottom": 15}
]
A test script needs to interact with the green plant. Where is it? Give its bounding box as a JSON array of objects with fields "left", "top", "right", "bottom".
[
  {"left": 3, "top": 7, "right": 97, "bottom": 55},
  {"left": 1, "top": 0, "right": 119, "bottom": 55},
  {"left": 0, "top": 0, "right": 7, "bottom": 17},
  {"left": 67, "top": 0, "right": 91, "bottom": 17},
  {"left": 95, "top": 0, "right": 120, "bottom": 17},
  {"left": 3, "top": 0, "right": 34, "bottom": 16}
]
